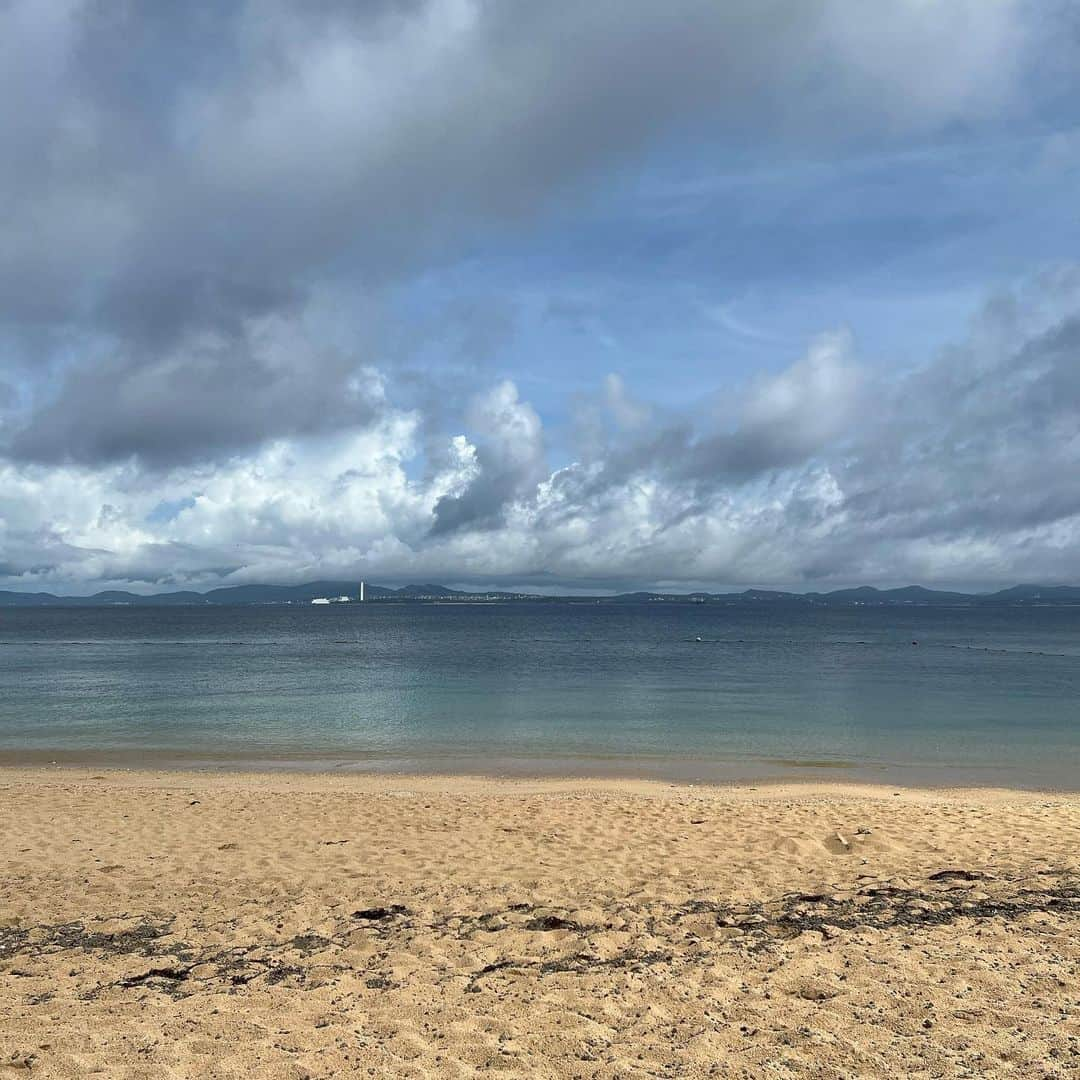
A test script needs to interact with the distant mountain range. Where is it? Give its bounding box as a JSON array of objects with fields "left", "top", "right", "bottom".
[{"left": 3, "top": 581, "right": 1080, "bottom": 607}]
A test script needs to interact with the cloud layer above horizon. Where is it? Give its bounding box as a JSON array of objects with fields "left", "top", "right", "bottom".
[{"left": 2, "top": 0, "right": 1080, "bottom": 593}]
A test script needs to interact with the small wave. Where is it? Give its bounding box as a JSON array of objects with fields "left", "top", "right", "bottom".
[{"left": 946, "top": 644, "right": 1069, "bottom": 658}]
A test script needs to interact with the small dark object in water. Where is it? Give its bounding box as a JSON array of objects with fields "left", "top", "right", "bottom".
[{"left": 911, "top": 640, "right": 919, "bottom": 646}]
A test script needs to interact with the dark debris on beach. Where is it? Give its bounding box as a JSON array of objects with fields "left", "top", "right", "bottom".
[{"left": 2, "top": 867, "right": 1078, "bottom": 1001}]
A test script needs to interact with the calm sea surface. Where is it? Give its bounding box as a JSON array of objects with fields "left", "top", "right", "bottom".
[{"left": 1, "top": 603, "right": 1079, "bottom": 787}]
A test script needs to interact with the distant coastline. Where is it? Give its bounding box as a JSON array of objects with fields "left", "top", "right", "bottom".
[{"left": 4, "top": 581, "right": 1080, "bottom": 608}]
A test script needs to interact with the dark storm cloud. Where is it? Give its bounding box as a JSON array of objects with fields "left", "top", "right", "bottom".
[
  {"left": 430, "top": 381, "right": 546, "bottom": 534},
  {"left": 428, "top": 459, "right": 527, "bottom": 535},
  {"left": 96, "top": 273, "right": 303, "bottom": 353},
  {"left": 835, "top": 306, "right": 1080, "bottom": 539},
  {"left": 0, "top": 0, "right": 1035, "bottom": 464},
  {"left": 9, "top": 315, "right": 383, "bottom": 466}
]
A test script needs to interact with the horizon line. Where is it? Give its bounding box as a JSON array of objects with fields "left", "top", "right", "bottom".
[{"left": 3, "top": 580, "right": 1080, "bottom": 602}]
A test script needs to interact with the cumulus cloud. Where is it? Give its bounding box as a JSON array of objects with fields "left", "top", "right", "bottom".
[
  {"left": 3, "top": 268, "right": 1080, "bottom": 592},
  {"left": 429, "top": 380, "right": 545, "bottom": 535}
]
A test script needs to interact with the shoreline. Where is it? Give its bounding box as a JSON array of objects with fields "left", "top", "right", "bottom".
[
  {"left": 1, "top": 752, "right": 1077, "bottom": 795},
  {"left": 0, "top": 762, "right": 1076, "bottom": 804}
]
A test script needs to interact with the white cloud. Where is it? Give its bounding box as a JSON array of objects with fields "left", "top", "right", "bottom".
[{"left": 6, "top": 268, "right": 1080, "bottom": 593}]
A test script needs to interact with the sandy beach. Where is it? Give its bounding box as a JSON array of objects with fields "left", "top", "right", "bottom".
[{"left": 1, "top": 769, "right": 1078, "bottom": 1078}]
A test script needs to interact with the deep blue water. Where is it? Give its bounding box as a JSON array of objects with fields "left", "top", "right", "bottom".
[{"left": 1, "top": 603, "right": 1079, "bottom": 787}]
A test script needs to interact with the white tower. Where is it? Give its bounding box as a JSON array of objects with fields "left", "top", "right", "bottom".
[{"left": 359, "top": 581, "right": 365, "bottom": 603}]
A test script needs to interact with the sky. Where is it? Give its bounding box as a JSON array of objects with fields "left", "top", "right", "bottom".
[{"left": 2, "top": 0, "right": 1080, "bottom": 594}]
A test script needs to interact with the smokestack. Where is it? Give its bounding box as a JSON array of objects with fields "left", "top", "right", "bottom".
[{"left": 359, "top": 581, "right": 365, "bottom": 603}]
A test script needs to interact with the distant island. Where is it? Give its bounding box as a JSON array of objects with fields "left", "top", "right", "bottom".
[{"left": 3, "top": 582, "right": 1080, "bottom": 607}]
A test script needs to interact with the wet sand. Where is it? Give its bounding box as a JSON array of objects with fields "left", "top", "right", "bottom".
[{"left": 1, "top": 768, "right": 1078, "bottom": 1077}]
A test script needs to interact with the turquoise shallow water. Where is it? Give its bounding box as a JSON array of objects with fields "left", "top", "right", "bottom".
[{"left": 1, "top": 603, "right": 1079, "bottom": 787}]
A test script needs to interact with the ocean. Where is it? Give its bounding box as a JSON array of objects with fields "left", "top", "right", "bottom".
[{"left": 1, "top": 602, "right": 1078, "bottom": 787}]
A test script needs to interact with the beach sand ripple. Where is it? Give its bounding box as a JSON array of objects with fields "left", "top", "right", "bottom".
[{"left": 1, "top": 770, "right": 1078, "bottom": 1078}]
